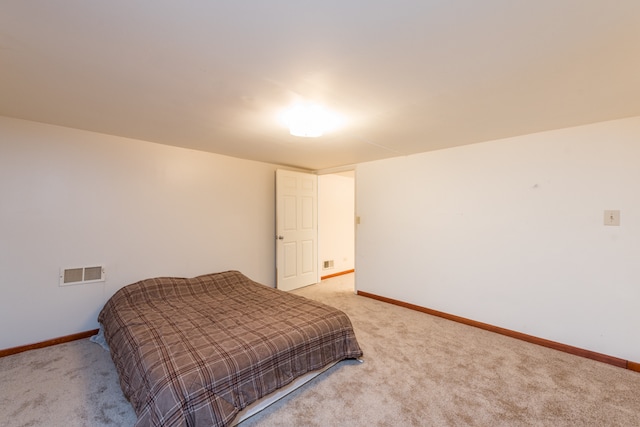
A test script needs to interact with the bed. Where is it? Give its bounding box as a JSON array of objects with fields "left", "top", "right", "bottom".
[{"left": 98, "top": 270, "right": 363, "bottom": 427}]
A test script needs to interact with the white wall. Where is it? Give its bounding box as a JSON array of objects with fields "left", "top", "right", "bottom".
[
  {"left": 318, "top": 172, "right": 355, "bottom": 276},
  {"left": 356, "top": 116, "right": 640, "bottom": 362},
  {"left": 0, "top": 116, "right": 277, "bottom": 350}
]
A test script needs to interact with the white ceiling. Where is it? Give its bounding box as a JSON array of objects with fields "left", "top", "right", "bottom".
[{"left": 2, "top": 1, "right": 640, "bottom": 170}]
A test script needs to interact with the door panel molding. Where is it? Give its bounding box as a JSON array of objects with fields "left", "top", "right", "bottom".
[{"left": 276, "top": 169, "right": 318, "bottom": 290}]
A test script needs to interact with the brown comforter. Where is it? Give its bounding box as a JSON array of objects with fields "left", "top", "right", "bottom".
[{"left": 98, "top": 270, "right": 363, "bottom": 427}]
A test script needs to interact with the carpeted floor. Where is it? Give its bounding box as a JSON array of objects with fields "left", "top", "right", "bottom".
[
  {"left": 1, "top": 274, "right": 640, "bottom": 426},
  {"left": 0, "top": 332, "right": 136, "bottom": 426}
]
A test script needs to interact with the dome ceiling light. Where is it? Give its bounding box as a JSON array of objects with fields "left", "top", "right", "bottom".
[{"left": 280, "top": 103, "right": 343, "bottom": 138}]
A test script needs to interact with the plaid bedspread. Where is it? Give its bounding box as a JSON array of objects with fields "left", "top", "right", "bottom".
[{"left": 98, "top": 270, "right": 362, "bottom": 427}]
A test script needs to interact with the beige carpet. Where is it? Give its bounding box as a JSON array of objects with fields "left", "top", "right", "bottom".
[{"left": 1, "top": 273, "right": 639, "bottom": 426}]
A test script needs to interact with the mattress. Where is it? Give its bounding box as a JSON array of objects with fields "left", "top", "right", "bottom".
[{"left": 98, "top": 270, "right": 363, "bottom": 426}]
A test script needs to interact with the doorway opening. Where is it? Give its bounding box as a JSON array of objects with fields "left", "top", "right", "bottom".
[{"left": 317, "top": 170, "right": 355, "bottom": 292}]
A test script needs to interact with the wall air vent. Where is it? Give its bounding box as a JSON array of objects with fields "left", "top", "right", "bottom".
[
  {"left": 323, "top": 260, "right": 334, "bottom": 269},
  {"left": 59, "top": 266, "right": 105, "bottom": 286}
]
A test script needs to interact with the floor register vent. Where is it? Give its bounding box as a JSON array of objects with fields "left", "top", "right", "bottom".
[{"left": 59, "top": 266, "right": 105, "bottom": 286}]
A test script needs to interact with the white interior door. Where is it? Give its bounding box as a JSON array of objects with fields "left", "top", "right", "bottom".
[{"left": 276, "top": 169, "right": 318, "bottom": 291}]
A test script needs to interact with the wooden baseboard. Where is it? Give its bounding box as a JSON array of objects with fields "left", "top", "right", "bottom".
[
  {"left": 321, "top": 269, "right": 355, "bottom": 281},
  {"left": 357, "top": 290, "right": 639, "bottom": 372},
  {"left": 0, "top": 329, "right": 99, "bottom": 358},
  {"left": 5, "top": 295, "right": 638, "bottom": 372}
]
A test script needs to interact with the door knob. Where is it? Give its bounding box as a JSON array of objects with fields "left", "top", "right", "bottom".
[{"left": 277, "top": 235, "right": 284, "bottom": 240}]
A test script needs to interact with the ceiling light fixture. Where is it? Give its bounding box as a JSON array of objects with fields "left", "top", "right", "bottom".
[{"left": 280, "top": 103, "right": 342, "bottom": 137}]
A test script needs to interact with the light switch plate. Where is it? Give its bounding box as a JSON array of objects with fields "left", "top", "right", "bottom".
[{"left": 604, "top": 210, "right": 620, "bottom": 226}]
